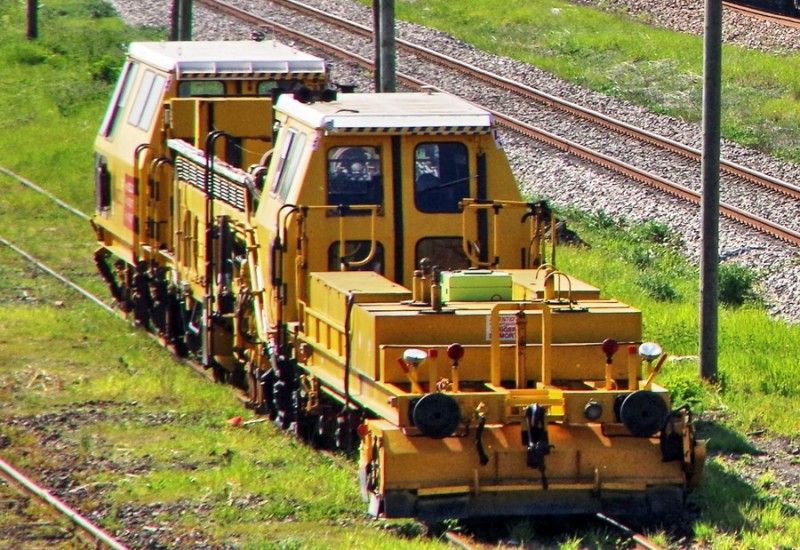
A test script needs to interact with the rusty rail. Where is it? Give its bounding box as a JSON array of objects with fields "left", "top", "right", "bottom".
[{"left": 0, "top": 456, "right": 129, "bottom": 549}]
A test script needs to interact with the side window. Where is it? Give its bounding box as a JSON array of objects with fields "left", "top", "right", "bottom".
[
  {"left": 178, "top": 80, "right": 224, "bottom": 97},
  {"left": 128, "top": 70, "right": 166, "bottom": 131},
  {"left": 99, "top": 61, "right": 138, "bottom": 138},
  {"left": 257, "top": 79, "right": 303, "bottom": 96},
  {"left": 95, "top": 154, "right": 111, "bottom": 211},
  {"left": 327, "top": 146, "right": 382, "bottom": 208},
  {"left": 416, "top": 237, "right": 470, "bottom": 271},
  {"left": 414, "top": 142, "right": 470, "bottom": 213},
  {"left": 328, "top": 241, "right": 384, "bottom": 273},
  {"left": 271, "top": 129, "right": 307, "bottom": 200}
]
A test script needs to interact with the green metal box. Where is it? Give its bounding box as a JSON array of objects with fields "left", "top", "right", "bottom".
[{"left": 440, "top": 269, "right": 512, "bottom": 302}]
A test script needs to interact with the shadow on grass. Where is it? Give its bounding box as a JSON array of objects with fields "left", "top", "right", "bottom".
[
  {"left": 689, "top": 460, "right": 759, "bottom": 531},
  {"left": 688, "top": 419, "right": 793, "bottom": 533},
  {"left": 696, "top": 419, "right": 759, "bottom": 454}
]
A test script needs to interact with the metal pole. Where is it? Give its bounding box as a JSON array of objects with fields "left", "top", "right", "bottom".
[
  {"left": 179, "top": 0, "right": 193, "bottom": 41},
  {"left": 27, "top": 0, "right": 38, "bottom": 40},
  {"left": 374, "top": 0, "right": 396, "bottom": 92},
  {"left": 372, "top": 0, "right": 382, "bottom": 91},
  {"left": 700, "top": 0, "right": 722, "bottom": 383},
  {"left": 169, "top": 0, "right": 180, "bottom": 41}
]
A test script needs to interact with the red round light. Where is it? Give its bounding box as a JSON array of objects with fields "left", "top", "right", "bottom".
[
  {"left": 356, "top": 423, "right": 370, "bottom": 438},
  {"left": 447, "top": 343, "right": 464, "bottom": 361},
  {"left": 601, "top": 338, "right": 619, "bottom": 356}
]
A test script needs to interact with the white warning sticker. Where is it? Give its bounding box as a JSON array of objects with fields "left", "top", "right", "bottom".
[{"left": 487, "top": 315, "right": 518, "bottom": 342}]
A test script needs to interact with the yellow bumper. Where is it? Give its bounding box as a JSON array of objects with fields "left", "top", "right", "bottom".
[{"left": 361, "top": 419, "right": 697, "bottom": 519}]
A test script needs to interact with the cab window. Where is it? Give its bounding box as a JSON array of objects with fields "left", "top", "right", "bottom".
[
  {"left": 178, "top": 80, "right": 225, "bottom": 97},
  {"left": 258, "top": 79, "right": 304, "bottom": 96},
  {"left": 416, "top": 237, "right": 470, "bottom": 271},
  {"left": 271, "top": 128, "right": 307, "bottom": 200},
  {"left": 99, "top": 61, "right": 138, "bottom": 138},
  {"left": 327, "top": 146, "right": 382, "bottom": 208},
  {"left": 128, "top": 70, "right": 166, "bottom": 131},
  {"left": 414, "top": 142, "right": 470, "bottom": 213}
]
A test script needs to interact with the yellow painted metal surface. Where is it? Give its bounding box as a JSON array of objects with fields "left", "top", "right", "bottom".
[
  {"left": 367, "top": 419, "right": 686, "bottom": 493},
  {"left": 508, "top": 268, "right": 601, "bottom": 301}
]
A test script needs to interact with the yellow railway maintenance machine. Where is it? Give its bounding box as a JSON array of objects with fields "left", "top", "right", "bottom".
[{"left": 92, "top": 42, "right": 704, "bottom": 521}]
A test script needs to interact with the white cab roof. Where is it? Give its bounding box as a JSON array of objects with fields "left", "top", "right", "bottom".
[
  {"left": 276, "top": 92, "right": 495, "bottom": 133},
  {"left": 127, "top": 41, "right": 327, "bottom": 78}
]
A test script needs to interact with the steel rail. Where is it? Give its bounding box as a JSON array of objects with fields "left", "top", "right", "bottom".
[
  {"left": 196, "top": 0, "right": 800, "bottom": 246},
  {"left": 493, "top": 111, "right": 800, "bottom": 246},
  {"left": 0, "top": 235, "right": 117, "bottom": 313},
  {"left": 0, "top": 456, "right": 129, "bottom": 549},
  {"left": 444, "top": 529, "right": 483, "bottom": 549},
  {"left": 1, "top": 232, "right": 222, "bottom": 385},
  {"left": 723, "top": 1, "right": 800, "bottom": 29},
  {"left": 0, "top": 166, "right": 90, "bottom": 219}
]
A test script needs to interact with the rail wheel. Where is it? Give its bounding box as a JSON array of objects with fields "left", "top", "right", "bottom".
[
  {"left": 166, "top": 288, "right": 189, "bottom": 357},
  {"left": 335, "top": 411, "right": 362, "bottom": 452},
  {"left": 273, "top": 357, "right": 297, "bottom": 430},
  {"left": 131, "top": 262, "right": 152, "bottom": 328},
  {"left": 147, "top": 266, "right": 170, "bottom": 337}
]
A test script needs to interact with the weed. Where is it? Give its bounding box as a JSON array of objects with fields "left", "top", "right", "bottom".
[
  {"left": 626, "top": 246, "right": 655, "bottom": 269},
  {"left": 4, "top": 42, "right": 49, "bottom": 65},
  {"left": 86, "top": 0, "right": 117, "bottom": 19},
  {"left": 636, "top": 271, "right": 680, "bottom": 302},
  {"left": 753, "top": 356, "right": 800, "bottom": 398},
  {"left": 389, "top": 521, "right": 427, "bottom": 539},
  {"left": 585, "top": 209, "right": 620, "bottom": 231},
  {"left": 718, "top": 262, "right": 759, "bottom": 307},
  {"left": 631, "top": 219, "right": 680, "bottom": 247},
  {"left": 666, "top": 371, "right": 709, "bottom": 410},
  {"left": 78, "top": 433, "right": 94, "bottom": 459},
  {"left": 90, "top": 54, "right": 122, "bottom": 84}
]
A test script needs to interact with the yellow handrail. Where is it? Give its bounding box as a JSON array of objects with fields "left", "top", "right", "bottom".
[{"left": 489, "top": 302, "right": 552, "bottom": 388}]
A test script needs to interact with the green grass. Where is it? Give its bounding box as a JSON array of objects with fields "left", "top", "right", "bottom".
[
  {"left": 374, "top": 0, "right": 800, "bottom": 161},
  {"left": 2, "top": 0, "right": 800, "bottom": 547},
  {"left": 552, "top": 211, "right": 800, "bottom": 548},
  {"left": 0, "top": 0, "right": 161, "bottom": 210},
  {"left": 0, "top": 250, "right": 445, "bottom": 548}
]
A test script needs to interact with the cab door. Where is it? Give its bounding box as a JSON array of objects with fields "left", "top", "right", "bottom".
[{"left": 398, "top": 135, "right": 485, "bottom": 283}]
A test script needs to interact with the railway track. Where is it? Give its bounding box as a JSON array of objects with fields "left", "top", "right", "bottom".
[{"left": 197, "top": 0, "right": 800, "bottom": 247}]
